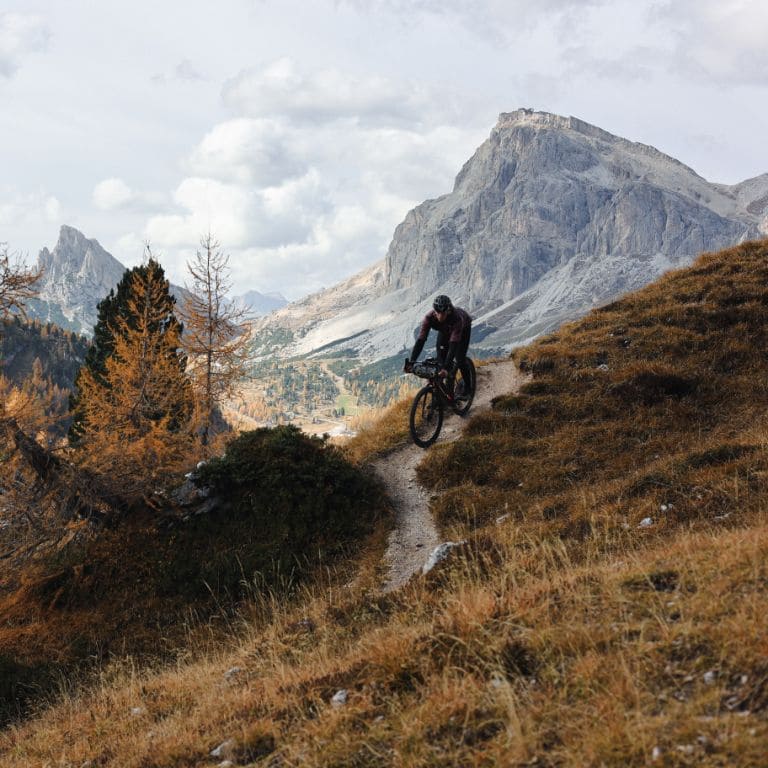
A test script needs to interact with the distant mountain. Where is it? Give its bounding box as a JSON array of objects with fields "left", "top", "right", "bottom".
[
  {"left": 26, "top": 226, "right": 127, "bottom": 336},
  {"left": 24, "top": 226, "right": 284, "bottom": 335},
  {"left": 253, "top": 109, "right": 768, "bottom": 361},
  {"left": 233, "top": 289, "right": 287, "bottom": 316}
]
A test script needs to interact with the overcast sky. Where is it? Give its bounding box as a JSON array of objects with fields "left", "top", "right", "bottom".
[{"left": 1, "top": 1, "right": 767, "bottom": 300}]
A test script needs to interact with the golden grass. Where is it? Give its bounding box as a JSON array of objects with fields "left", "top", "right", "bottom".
[
  {"left": 3, "top": 241, "right": 768, "bottom": 766},
  {"left": 2, "top": 520, "right": 766, "bottom": 766},
  {"left": 342, "top": 397, "right": 412, "bottom": 465}
]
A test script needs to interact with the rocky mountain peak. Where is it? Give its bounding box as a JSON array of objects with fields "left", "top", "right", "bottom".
[
  {"left": 256, "top": 110, "right": 766, "bottom": 362},
  {"left": 27, "top": 226, "right": 128, "bottom": 336}
]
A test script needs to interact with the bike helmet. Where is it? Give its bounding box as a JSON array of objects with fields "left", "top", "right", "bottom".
[{"left": 433, "top": 294, "right": 452, "bottom": 313}]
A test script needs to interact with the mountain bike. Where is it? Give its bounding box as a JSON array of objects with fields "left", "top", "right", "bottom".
[{"left": 405, "top": 356, "right": 476, "bottom": 448}]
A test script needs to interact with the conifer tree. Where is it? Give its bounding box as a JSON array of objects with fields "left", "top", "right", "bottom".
[
  {"left": 69, "top": 255, "right": 183, "bottom": 441},
  {"left": 180, "top": 234, "right": 252, "bottom": 454},
  {"left": 72, "top": 257, "right": 194, "bottom": 498}
]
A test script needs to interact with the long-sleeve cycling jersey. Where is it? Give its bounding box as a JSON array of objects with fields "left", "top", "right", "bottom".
[{"left": 409, "top": 306, "right": 472, "bottom": 368}]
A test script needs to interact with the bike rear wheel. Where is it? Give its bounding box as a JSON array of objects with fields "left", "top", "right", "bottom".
[
  {"left": 409, "top": 385, "right": 444, "bottom": 448},
  {"left": 452, "top": 357, "right": 476, "bottom": 417}
]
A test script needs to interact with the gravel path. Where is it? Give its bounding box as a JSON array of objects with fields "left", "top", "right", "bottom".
[{"left": 374, "top": 359, "right": 526, "bottom": 592}]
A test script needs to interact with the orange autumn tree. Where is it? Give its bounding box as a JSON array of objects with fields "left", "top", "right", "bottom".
[{"left": 74, "top": 258, "right": 194, "bottom": 500}]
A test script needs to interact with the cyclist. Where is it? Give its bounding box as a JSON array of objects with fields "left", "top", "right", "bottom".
[{"left": 405, "top": 295, "right": 472, "bottom": 396}]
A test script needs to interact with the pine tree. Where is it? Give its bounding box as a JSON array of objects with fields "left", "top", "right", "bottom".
[
  {"left": 69, "top": 255, "right": 184, "bottom": 441},
  {"left": 179, "top": 234, "right": 252, "bottom": 454},
  {"left": 72, "top": 257, "right": 194, "bottom": 499}
]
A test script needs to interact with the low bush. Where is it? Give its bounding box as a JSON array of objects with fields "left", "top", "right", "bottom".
[{"left": 195, "top": 425, "right": 384, "bottom": 546}]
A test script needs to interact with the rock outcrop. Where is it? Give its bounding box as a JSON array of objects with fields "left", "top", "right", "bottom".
[
  {"left": 255, "top": 109, "right": 768, "bottom": 359},
  {"left": 29, "top": 225, "right": 127, "bottom": 336}
]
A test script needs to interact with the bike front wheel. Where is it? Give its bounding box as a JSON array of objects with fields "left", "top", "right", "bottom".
[{"left": 409, "top": 385, "right": 444, "bottom": 448}]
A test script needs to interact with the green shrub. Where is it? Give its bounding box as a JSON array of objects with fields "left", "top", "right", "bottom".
[{"left": 195, "top": 425, "right": 384, "bottom": 548}]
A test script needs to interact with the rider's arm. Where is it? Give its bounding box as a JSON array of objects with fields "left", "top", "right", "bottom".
[
  {"left": 410, "top": 337, "right": 426, "bottom": 362},
  {"left": 409, "top": 315, "right": 432, "bottom": 361}
]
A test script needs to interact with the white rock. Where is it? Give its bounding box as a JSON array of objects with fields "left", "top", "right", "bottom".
[
  {"left": 422, "top": 541, "right": 467, "bottom": 575},
  {"left": 331, "top": 689, "right": 348, "bottom": 707},
  {"left": 651, "top": 746, "right": 662, "bottom": 761},
  {"left": 703, "top": 670, "right": 717, "bottom": 685},
  {"left": 638, "top": 517, "right": 653, "bottom": 528},
  {"left": 210, "top": 739, "right": 237, "bottom": 759},
  {"left": 130, "top": 706, "right": 146, "bottom": 717}
]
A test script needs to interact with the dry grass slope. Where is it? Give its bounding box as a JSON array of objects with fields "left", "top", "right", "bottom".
[{"left": 2, "top": 240, "right": 768, "bottom": 766}]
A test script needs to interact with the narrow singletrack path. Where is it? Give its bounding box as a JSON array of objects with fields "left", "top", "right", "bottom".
[{"left": 373, "top": 359, "right": 527, "bottom": 592}]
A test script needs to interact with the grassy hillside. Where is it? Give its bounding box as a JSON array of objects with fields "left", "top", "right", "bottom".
[
  {"left": 2, "top": 240, "right": 768, "bottom": 766},
  {"left": 0, "top": 426, "right": 387, "bottom": 724}
]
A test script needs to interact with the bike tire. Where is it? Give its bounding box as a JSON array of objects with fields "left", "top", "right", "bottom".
[
  {"left": 452, "top": 357, "right": 476, "bottom": 416},
  {"left": 409, "top": 385, "right": 444, "bottom": 448}
]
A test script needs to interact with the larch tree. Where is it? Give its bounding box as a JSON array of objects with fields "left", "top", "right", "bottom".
[
  {"left": 1, "top": 245, "right": 44, "bottom": 428},
  {"left": 69, "top": 255, "right": 183, "bottom": 442},
  {"left": 180, "top": 234, "right": 252, "bottom": 454},
  {"left": 73, "top": 257, "right": 194, "bottom": 499},
  {"left": 0, "top": 244, "right": 42, "bottom": 319}
]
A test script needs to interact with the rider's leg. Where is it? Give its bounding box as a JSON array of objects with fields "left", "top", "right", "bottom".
[
  {"left": 436, "top": 331, "right": 448, "bottom": 367},
  {"left": 456, "top": 325, "right": 472, "bottom": 393}
]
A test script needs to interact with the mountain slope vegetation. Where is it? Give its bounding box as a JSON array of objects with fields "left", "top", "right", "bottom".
[{"left": 2, "top": 240, "right": 768, "bottom": 766}]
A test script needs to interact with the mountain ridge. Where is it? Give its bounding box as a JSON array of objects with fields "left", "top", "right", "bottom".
[
  {"left": 25, "top": 225, "right": 288, "bottom": 336},
  {"left": 253, "top": 109, "right": 767, "bottom": 362}
]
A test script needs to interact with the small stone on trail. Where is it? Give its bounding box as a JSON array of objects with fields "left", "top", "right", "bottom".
[
  {"left": 422, "top": 541, "right": 467, "bottom": 574},
  {"left": 210, "top": 739, "right": 237, "bottom": 759},
  {"left": 331, "top": 689, "right": 348, "bottom": 707},
  {"left": 703, "top": 670, "right": 717, "bottom": 685},
  {"left": 638, "top": 517, "right": 653, "bottom": 528},
  {"left": 130, "top": 706, "right": 146, "bottom": 717}
]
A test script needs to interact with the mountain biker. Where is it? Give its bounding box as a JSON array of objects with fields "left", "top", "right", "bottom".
[{"left": 404, "top": 295, "right": 472, "bottom": 395}]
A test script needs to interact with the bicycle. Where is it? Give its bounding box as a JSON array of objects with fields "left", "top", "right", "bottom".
[{"left": 404, "top": 356, "right": 476, "bottom": 448}]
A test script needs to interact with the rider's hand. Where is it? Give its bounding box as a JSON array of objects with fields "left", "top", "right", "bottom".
[{"left": 438, "top": 368, "right": 448, "bottom": 378}]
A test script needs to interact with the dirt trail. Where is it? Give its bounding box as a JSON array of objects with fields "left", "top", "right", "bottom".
[{"left": 373, "top": 359, "right": 526, "bottom": 592}]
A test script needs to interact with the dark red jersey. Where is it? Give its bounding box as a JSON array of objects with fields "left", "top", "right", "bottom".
[{"left": 417, "top": 306, "right": 472, "bottom": 344}]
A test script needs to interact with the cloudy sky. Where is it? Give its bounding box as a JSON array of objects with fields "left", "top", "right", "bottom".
[{"left": 1, "top": 1, "right": 767, "bottom": 300}]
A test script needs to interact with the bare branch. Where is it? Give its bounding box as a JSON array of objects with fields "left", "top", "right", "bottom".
[{"left": 0, "top": 244, "right": 43, "bottom": 319}]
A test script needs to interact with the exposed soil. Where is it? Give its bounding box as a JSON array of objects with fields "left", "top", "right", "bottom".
[{"left": 373, "top": 359, "right": 526, "bottom": 591}]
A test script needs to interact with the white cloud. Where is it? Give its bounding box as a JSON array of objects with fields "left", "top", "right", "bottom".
[
  {"left": 187, "top": 118, "right": 306, "bottom": 186},
  {"left": 175, "top": 58, "right": 203, "bottom": 82},
  {"left": 0, "top": 188, "right": 61, "bottom": 230},
  {"left": 135, "top": 57, "right": 486, "bottom": 297},
  {"left": 93, "top": 178, "right": 134, "bottom": 210},
  {"left": 654, "top": 0, "right": 768, "bottom": 86},
  {"left": 44, "top": 196, "right": 61, "bottom": 222},
  {"left": 0, "top": 13, "right": 49, "bottom": 77},
  {"left": 92, "top": 177, "right": 166, "bottom": 213},
  {"left": 341, "top": 0, "right": 609, "bottom": 41},
  {"left": 222, "top": 57, "right": 463, "bottom": 127}
]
